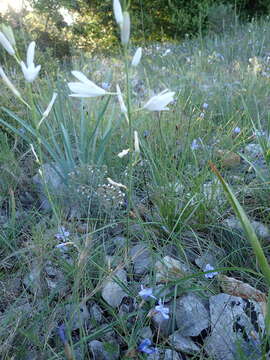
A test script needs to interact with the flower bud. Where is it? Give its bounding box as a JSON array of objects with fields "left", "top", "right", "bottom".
[
  {"left": 113, "top": 0, "right": 123, "bottom": 27},
  {"left": 131, "top": 47, "right": 142, "bottom": 67},
  {"left": 1, "top": 24, "right": 16, "bottom": 46},
  {"left": 121, "top": 12, "right": 130, "bottom": 45},
  {"left": 0, "top": 31, "right": 15, "bottom": 55}
]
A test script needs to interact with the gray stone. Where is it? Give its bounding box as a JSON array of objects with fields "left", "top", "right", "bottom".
[
  {"left": 23, "top": 265, "right": 45, "bottom": 296},
  {"left": 65, "top": 302, "right": 90, "bottom": 331},
  {"left": 33, "top": 163, "right": 64, "bottom": 211},
  {"left": 139, "top": 326, "right": 153, "bottom": 339},
  {"left": 164, "top": 349, "right": 183, "bottom": 360},
  {"left": 33, "top": 163, "right": 63, "bottom": 191},
  {"left": 196, "top": 242, "right": 226, "bottom": 268},
  {"left": 155, "top": 256, "right": 191, "bottom": 283},
  {"left": 128, "top": 223, "right": 145, "bottom": 239},
  {"left": 168, "top": 331, "right": 200, "bottom": 354},
  {"left": 147, "top": 352, "right": 160, "bottom": 360},
  {"left": 88, "top": 340, "right": 119, "bottom": 360},
  {"left": 175, "top": 293, "right": 210, "bottom": 336},
  {"left": 111, "top": 236, "right": 127, "bottom": 247},
  {"left": 130, "top": 244, "right": 151, "bottom": 275},
  {"left": 101, "top": 269, "right": 127, "bottom": 308},
  {"left": 44, "top": 262, "right": 69, "bottom": 296},
  {"left": 205, "top": 293, "right": 264, "bottom": 360},
  {"left": 152, "top": 311, "right": 171, "bottom": 336},
  {"left": 223, "top": 216, "right": 270, "bottom": 239},
  {"left": 153, "top": 284, "right": 173, "bottom": 302},
  {"left": 89, "top": 303, "right": 104, "bottom": 324}
]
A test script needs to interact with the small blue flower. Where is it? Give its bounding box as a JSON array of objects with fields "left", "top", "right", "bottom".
[
  {"left": 233, "top": 126, "right": 241, "bottom": 134},
  {"left": 155, "top": 299, "right": 170, "bottom": 320},
  {"left": 204, "top": 263, "right": 218, "bottom": 279},
  {"left": 138, "top": 338, "right": 158, "bottom": 354},
  {"left": 139, "top": 285, "right": 157, "bottom": 300},
  {"left": 57, "top": 323, "right": 67, "bottom": 344}
]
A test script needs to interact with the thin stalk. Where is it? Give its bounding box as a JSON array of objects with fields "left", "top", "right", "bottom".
[{"left": 123, "top": 46, "right": 133, "bottom": 252}]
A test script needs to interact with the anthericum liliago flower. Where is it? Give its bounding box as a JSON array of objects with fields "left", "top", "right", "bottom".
[
  {"left": 0, "top": 25, "right": 15, "bottom": 46},
  {"left": 113, "top": 0, "right": 123, "bottom": 27},
  {"left": 121, "top": 11, "right": 130, "bottom": 45},
  {"left": 38, "top": 92, "right": 58, "bottom": 128},
  {"left": 20, "top": 41, "right": 41, "bottom": 82},
  {"left": 68, "top": 71, "right": 109, "bottom": 98},
  {"left": 0, "top": 66, "right": 21, "bottom": 98},
  {"left": 0, "top": 31, "right": 15, "bottom": 55},
  {"left": 131, "top": 47, "right": 142, "bottom": 67},
  {"left": 116, "top": 84, "right": 127, "bottom": 114},
  {"left": 143, "top": 89, "right": 175, "bottom": 111}
]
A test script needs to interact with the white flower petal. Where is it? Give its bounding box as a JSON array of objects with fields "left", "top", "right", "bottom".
[
  {"left": 21, "top": 61, "right": 40, "bottom": 83},
  {"left": 42, "top": 92, "right": 58, "bottom": 118},
  {"left": 27, "top": 41, "right": 36, "bottom": 67},
  {"left": 116, "top": 84, "right": 127, "bottom": 113},
  {"left": 143, "top": 90, "right": 175, "bottom": 111},
  {"left": 131, "top": 47, "right": 142, "bottom": 67},
  {"left": 68, "top": 71, "right": 107, "bottom": 98},
  {"left": 0, "top": 66, "right": 21, "bottom": 98},
  {"left": 0, "top": 31, "right": 15, "bottom": 55},
  {"left": 113, "top": 0, "right": 123, "bottom": 26},
  {"left": 1, "top": 25, "right": 16, "bottom": 46},
  {"left": 134, "top": 130, "right": 140, "bottom": 153},
  {"left": 121, "top": 12, "right": 130, "bottom": 45},
  {"left": 117, "top": 148, "right": 130, "bottom": 158}
]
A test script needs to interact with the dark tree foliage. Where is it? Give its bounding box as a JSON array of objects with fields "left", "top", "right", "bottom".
[{"left": 18, "top": 0, "right": 270, "bottom": 53}]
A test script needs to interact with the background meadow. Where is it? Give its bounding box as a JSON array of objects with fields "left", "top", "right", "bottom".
[{"left": 1, "top": 0, "right": 270, "bottom": 359}]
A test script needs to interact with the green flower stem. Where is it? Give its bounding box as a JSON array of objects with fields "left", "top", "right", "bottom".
[
  {"left": 211, "top": 162, "right": 270, "bottom": 336},
  {"left": 26, "top": 82, "right": 60, "bottom": 224},
  {"left": 123, "top": 45, "right": 133, "bottom": 249}
]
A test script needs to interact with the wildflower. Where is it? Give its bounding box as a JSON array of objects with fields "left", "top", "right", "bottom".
[
  {"left": 55, "top": 243, "right": 68, "bottom": 249},
  {"left": 253, "top": 129, "right": 266, "bottom": 137},
  {"left": 38, "top": 92, "right": 58, "bottom": 128},
  {"left": 57, "top": 324, "right": 67, "bottom": 344},
  {"left": 143, "top": 89, "right": 175, "bottom": 111},
  {"left": 202, "top": 102, "right": 209, "bottom": 109},
  {"left": 131, "top": 47, "right": 142, "bottom": 67},
  {"left": 138, "top": 339, "right": 158, "bottom": 355},
  {"left": 233, "top": 126, "right": 241, "bottom": 134},
  {"left": 0, "top": 66, "right": 21, "bottom": 98},
  {"left": 42, "top": 92, "right": 58, "bottom": 118},
  {"left": 102, "top": 82, "right": 110, "bottom": 90},
  {"left": 1, "top": 25, "right": 15, "bottom": 46},
  {"left": 68, "top": 71, "right": 108, "bottom": 98},
  {"left": 113, "top": 0, "right": 123, "bottom": 27},
  {"left": 116, "top": 84, "right": 127, "bottom": 113},
  {"left": 134, "top": 131, "right": 140, "bottom": 153},
  {"left": 139, "top": 285, "right": 156, "bottom": 300},
  {"left": 117, "top": 148, "right": 130, "bottom": 158},
  {"left": 20, "top": 42, "right": 41, "bottom": 83},
  {"left": 162, "top": 49, "right": 171, "bottom": 56},
  {"left": 191, "top": 138, "right": 201, "bottom": 150},
  {"left": 204, "top": 263, "right": 218, "bottom": 279},
  {"left": 121, "top": 11, "right": 130, "bottom": 45},
  {"left": 0, "top": 31, "right": 15, "bottom": 55},
  {"left": 55, "top": 226, "right": 70, "bottom": 241},
  {"left": 155, "top": 299, "right": 170, "bottom": 320},
  {"left": 107, "top": 177, "right": 127, "bottom": 190}
]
